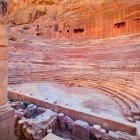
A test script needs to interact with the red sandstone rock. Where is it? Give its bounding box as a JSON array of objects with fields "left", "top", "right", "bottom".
[
  {"left": 90, "top": 125, "right": 108, "bottom": 139},
  {"left": 72, "top": 120, "right": 90, "bottom": 140},
  {"left": 0, "top": 0, "right": 140, "bottom": 139},
  {"left": 19, "top": 109, "right": 57, "bottom": 139},
  {"left": 64, "top": 116, "right": 74, "bottom": 130},
  {"left": 25, "top": 104, "right": 38, "bottom": 118},
  {"left": 58, "top": 113, "right": 66, "bottom": 131}
]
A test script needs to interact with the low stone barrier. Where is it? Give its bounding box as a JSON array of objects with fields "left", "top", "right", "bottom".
[{"left": 8, "top": 90, "right": 137, "bottom": 135}]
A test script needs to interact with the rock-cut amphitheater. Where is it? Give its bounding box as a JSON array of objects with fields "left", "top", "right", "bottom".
[{"left": 0, "top": 0, "right": 140, "bottom": 140}]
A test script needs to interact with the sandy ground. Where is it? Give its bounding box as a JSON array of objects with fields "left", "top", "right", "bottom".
[{"left": 9, "top": 82, "right": 125, "bottom": 121}]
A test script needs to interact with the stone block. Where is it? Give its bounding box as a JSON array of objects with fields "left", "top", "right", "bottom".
[
  {"left": 64, "top": 116, "right": 74, "bottom": 130},
  {"left": 58, "top": 113, "right": 66, "bottom": 131},
  {"left": 37, "top": 107, "right": 46, "bottom": 114},
  {"left": 15, "top": 109, "right": 25, "bottom": 119},
  {"left": 108, "top": 131, "right": 119, "bottom": 140},
  {"left": 90, "top": 125, "right": 107, "bottom": 139},
  {"left": 72, "top": 120, "right": 90, "bottom": 140},
  {"left": 10, "top": 101, "right": 26, "bottom": 110},
  {"left": 25, "top": 104, "right": 37, "bottom": 118}
]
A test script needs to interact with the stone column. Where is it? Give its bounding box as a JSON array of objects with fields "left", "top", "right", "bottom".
[
  {"left": 0, "top": 24, "right": 15, "bottom": 140},
  {"left": 0, "top": 24, "right": 9, "bottom": 112}
]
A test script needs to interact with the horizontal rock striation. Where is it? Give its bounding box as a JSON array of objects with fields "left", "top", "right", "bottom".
[
  {"left": 8, "top": 33, "right": 140, "bottom": 122},
  {"left": 4, "top": 0, "right": 140, "bottom": 125}
]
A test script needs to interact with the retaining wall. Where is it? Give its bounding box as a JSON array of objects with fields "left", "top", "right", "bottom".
[{"left": 8, "top": 90, "right": 137, "bottom": 135}]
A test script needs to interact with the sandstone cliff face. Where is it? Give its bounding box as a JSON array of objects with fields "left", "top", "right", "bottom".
[
  {"left": 4, "top": 0, "right": 139, "bottom": 39},
  {"left": 2, "top": 0, "right": 140, "bottom": 26},
  {"left": 2, "top": 0, "right": 140, "bottom": 122}
]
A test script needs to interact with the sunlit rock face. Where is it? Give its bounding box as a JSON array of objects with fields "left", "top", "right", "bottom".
[
  {"left": 4, "top": 0, "right": 140, "bottom": 122},
  {"left": 2, "top": 0, "right": 140, "bottom": 38},
  {"left": 8, "top": 33, "right": 140, "bottom": 122}
]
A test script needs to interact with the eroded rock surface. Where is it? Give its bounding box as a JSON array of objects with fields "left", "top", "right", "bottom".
[
  {"left": 3, "top": 0, "right": 139, "bottom": 124},
  {"left": 10, "top": 100, "right": 57, "bottom": 140},
  {"left": 0, "top": 0, "right": 139, "bottom": 139},
  {"left": 8, "top": 32, "right": 140, "bottom": 123},
  {"left": 72, "top": 120, "right": 90, "bottom": 140}
]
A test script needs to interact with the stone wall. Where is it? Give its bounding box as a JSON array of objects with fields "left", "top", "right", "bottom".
[
  {"left": 1, "top": 0, "right": 140, "bottom": 39},
  {"left": 8, "top": 90, "right": 137, "bottom": 135}
]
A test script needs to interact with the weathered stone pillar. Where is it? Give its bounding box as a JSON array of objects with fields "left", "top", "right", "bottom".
[
  {"left": 0, "top": 24, "right": 15, "bottom": 140},
  {"left": 0, "top": 24, "right": 9, "bottom": 111}
]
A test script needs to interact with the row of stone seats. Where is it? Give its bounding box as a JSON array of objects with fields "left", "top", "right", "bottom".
[
  {"left": 48, "top": 78, "right": 140, "bottom": 122},
  {"left": 60, "top": 79, "right": 139, "bottom": 118},
  {"left": 101, "top": 85, "right": 140, "bottom": 115},
  {"left": 97, "top": 86, "right": 132, "bottom": 116},
  {"left": 97, "top": 85, "right": 140, "bottom": 122},
  {"left": 60, "top": 80, "right": 140, "bottom": 122}
]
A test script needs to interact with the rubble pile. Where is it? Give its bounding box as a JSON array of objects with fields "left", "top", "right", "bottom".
[
  {"left": 9, "top": 100, "right": 58, "bottom": 140},
  {"left": 9, "top": 100, "right": 137, "bottom": 140}
]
